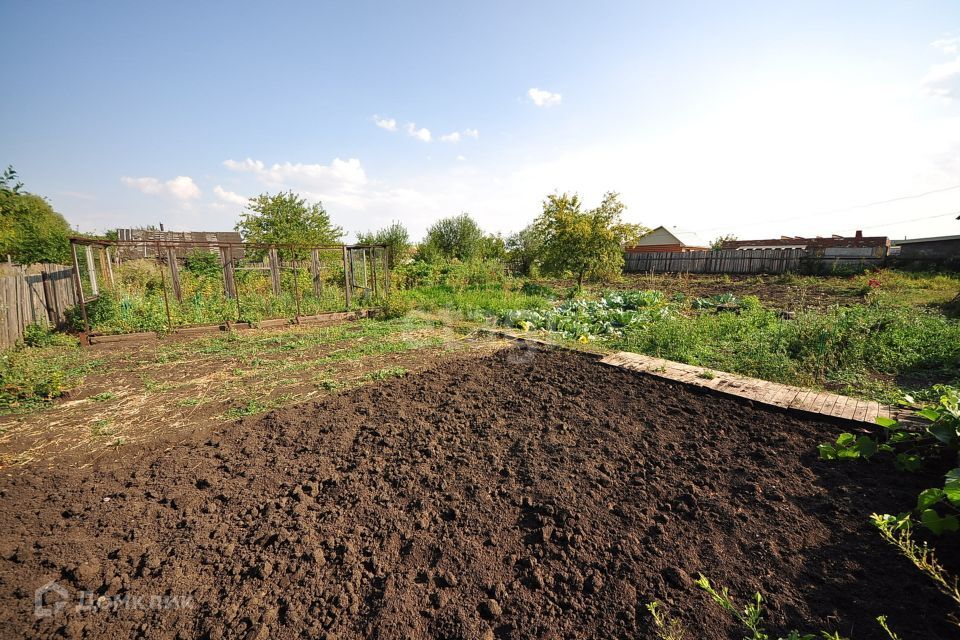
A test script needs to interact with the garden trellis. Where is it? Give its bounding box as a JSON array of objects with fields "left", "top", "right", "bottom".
[{"left": 68, "top": 237, "right": 389, "bottom": 338}]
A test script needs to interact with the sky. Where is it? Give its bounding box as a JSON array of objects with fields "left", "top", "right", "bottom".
[{"left": 3, "top": 0, "right": 960, "bottom": 243}]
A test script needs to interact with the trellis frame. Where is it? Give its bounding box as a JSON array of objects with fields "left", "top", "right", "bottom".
[{"left": 68, "top": 237, "right": 389, "bottom": 336}]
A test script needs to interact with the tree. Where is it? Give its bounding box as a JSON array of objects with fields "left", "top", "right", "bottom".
[
  {"left": 534, "top": 191, "right": 636, "bottom": 286},
  {"left": 235, "top": 191, "right": 343, "bottom": 258},
  {"left": 0, "top": 166, "right": 72, "bottom": 265},
  {"left": 505, "top": 224, "right": 545, "bottom": 276},
  {"left": 357, "top": 221, "right": 410, "bottom": 268},
  {"left": 710, "top": 234, "right": 737, "bottom": 251},
  {"left": 619, "top": 223, "right": 652, "bottom": 248},
  {"left": 420, "top": 213, "right": 485, "bottom": 261}
]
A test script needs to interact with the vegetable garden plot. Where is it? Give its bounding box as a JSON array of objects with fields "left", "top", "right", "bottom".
[
  {"left": 1, "top": 348, "right": 957, "bottom": 639},
  {"left": 67, "top": 238, "right": 389, "bottom": 335}
]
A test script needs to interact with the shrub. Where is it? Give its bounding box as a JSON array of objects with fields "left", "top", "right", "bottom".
[
  {"left": 183, "top": 249, "right": 222, "bottom": 278},
  {"left": 21, "top": 324, "right": 78, "bottom": 348},
  {"left": 378, "top": 294, "right": 413, "bottom": 320}
]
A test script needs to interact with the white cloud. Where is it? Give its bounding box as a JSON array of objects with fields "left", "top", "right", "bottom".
[
  {"left": 456, "top": 155, "right": 466, "bottom": 161},
  {"left": 404, "top": 122, "right": 432, "bottom": 142},
  {"left": 223, "top": 157, "right": 370, "bottom": 209},
  {"left": 122, "top": 175, "right": 201, "bottom": 200},
  {"left": 373, "top": 115, "right": 397, "bottom": 131},
  {"left": 923, "top": 57, "right": 960, "bottom": 100},
  {"left": 213, "top": 185, "right": 248, "bottom": 205},
  {"left": 528, "top": 87, "right": 562, "bottom": 107},
  {"left": 933, "top": 36, "right": 960, "bottom": 55},
  {"left": 440, "top": 128, "right": 479, "bottom": 143}
]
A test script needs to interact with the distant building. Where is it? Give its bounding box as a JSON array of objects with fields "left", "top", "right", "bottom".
[
  {"left": 627, "top": 226, "right": 709, "bottom": 253},
  {"left": 115, "top": 228, "right": 245, "bottom": 259},
  {"left": 722, "top": 230, "right": 889, "bottom": 258},
  {"left": 890, "top": 235, "right": 960, "bottom": 268}
]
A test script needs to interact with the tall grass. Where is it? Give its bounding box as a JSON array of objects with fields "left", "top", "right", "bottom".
[{"left": 612, "top": 301, "right": 960, "bottom": 402}]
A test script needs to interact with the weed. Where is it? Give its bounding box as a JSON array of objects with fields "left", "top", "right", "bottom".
[
  {"left": 90, "top": 392, "right": 116, "bottom": 402},
  {"left": 363, "top": 367, "right": 408, "bottom": 381},
  {"left": 872, "top": 514, "right": 960, "bottom": 630},
  {"left": 693, "top": 574, "right": 861, "bottom": 639},
  {"left": 90, "top": 419, "right": 114, "bottom": 438},
  {"left": 697, "top": 370, "right": 716, "bottom": 380},
  {"left": 646, "top": 601, "right": 686, "bottom": 640},
  {"left": 224, "top": 399, "right": 271, "bottom": 419},
  {"left": 821, "top": 385, "right": 960, "bottom": 534},
  {"left": 177, "top": 397, "right": 201, "bottom": 407}
]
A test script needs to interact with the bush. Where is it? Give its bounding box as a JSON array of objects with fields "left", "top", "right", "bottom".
[
  {"left": 21, "top": 324, "right": 78, "bottom": 348},
  {"left": 378, "top": 294, "right": 413, "bottom": 320},
  {"left": 183, "top": 249, "right": 222, "bottom": 278}
]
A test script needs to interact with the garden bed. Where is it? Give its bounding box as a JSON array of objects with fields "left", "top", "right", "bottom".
[{"left": 0, "top": 347, "right": 956, "bottom": 638}]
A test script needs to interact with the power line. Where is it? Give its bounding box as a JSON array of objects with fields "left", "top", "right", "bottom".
[
  {"left": 832, "top": 211, "right": 959, "bottom": 235},
  {"left": 695, "top": 183, "right": 960, "bottom": 234}
]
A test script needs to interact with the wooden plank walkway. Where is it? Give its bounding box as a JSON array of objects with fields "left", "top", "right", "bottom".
[{"left": 600, "top": 351, "right": 899, "bottom": 425}]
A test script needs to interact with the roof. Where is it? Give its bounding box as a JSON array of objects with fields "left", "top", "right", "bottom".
[
  {"left": 633, "top": 226, "right": 709, "bottom": 248},
  {"left": 891, "top": 235, "right": 960, "bottom": 245}
]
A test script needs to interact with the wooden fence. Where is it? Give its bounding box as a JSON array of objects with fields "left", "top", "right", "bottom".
[
  {"left": 0, "top": 263, "right": 77, "bottom": 349},
  {"left": 624, "top": 249, "right": 808, "bottom": 274}
]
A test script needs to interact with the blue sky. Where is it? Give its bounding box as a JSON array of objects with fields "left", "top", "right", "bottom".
[{"left": 3, "top": 0, "right": 960, "bottom": 242}]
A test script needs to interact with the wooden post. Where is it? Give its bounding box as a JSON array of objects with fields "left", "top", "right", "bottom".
[
  {"left": 221, "top": 246, "right": 236, "bottom": 299},
  {"left": 370, "top": 247, "right": 379, "bottom": 300},
  {"left": 84, "top": 245, "right": 99, "bottom": 296},
  {"left": 41, "top": 271, "right": 56, "bottom": 325},
  {"left": 311, "top": 249, "right": 323, "bottom": 297},
  {"left": 268, "top": 248, "right": 281, "bottom": 296},
  {"left": 342, "top": 245, "right": 351, "bottom": 310},
  {"left": 104, "top": 247, "right": 115, "bottom": 287},
  {"left": 70, "top": 242, "right": 89, "bottom": 334},
  {"left": 167, "top": 247, "right": 182, "bottom": 303},
  {"left": 158, "top": 244, "right": 173, "bottom": 331},
  {"left": 384, "top": 247, "right": 391, "bottom": 297},
  {"left": 292, "top": 255, "right": 302, "bottom": 322}
]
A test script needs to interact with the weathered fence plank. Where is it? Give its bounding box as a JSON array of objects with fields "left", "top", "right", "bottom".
[
  {"left": 0, "top": 263, "right": 78, "bottom": 349},
  {"left": 623, "top": 248, "right": 808, "bottom": 274}
]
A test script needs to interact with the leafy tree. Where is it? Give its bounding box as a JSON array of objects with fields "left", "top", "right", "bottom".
[
  {"left": 534, "top": 191, "right": 637, "bottom": 286},
  {"left": 506, "top": 224, "right": 545, "bottom": 276},
  {"left": 710, "top": 234, "right": 737, "bottom": 251},
  {"left": 0, "top": 166, "right": 72, "bottom": 265},
  {"left": 235, "top": 191, "right": 343, "bottom": 258},
  {"left": 184, "top": 249, "right": 222, "bottom": 278},
  {"left": 419, "top": 213, "right": 485, "bottom": 261},
  {"left": 357, "top": 221, "right": 410, "bottom": 268},
  {"left": 619, "top": 222, "right": 652, "bottom": 248},
  {"left": 478, "top": 233, "right": 507, "bottom": 262}
]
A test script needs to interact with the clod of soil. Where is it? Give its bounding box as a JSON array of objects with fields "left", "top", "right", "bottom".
[{"left": 1, "top": 347, "right": 956, "bottom": 639}]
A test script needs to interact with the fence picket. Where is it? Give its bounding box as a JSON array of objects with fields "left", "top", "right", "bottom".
[{"left": 0, "top": 264, "right": 78, "bottom": 349}]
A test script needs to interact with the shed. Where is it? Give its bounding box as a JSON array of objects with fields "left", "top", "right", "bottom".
[{"left": 890, "top": 235, "right": 960, "bottom": 268}]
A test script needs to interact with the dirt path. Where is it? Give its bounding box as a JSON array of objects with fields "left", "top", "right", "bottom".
[{"left": 1, "top": 347, "right": 955, "bottom": 639}]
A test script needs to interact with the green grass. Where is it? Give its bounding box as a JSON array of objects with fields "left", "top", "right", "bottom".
[
  {"left": 610, "top": 301, "right": 959, "bottom": 403},
  {"left": 399, "top": 284, "right": 551, "bottom": 318},
  {"left": 90, "top": 392, "right": 116, "bottom": 402},
  {"left": 0, "top": 344, "right": 101, "bottom": 414}
]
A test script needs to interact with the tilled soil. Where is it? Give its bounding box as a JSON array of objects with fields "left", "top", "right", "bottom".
[{"left": 0, "top": 347, "right": 956, "bottom": 639}]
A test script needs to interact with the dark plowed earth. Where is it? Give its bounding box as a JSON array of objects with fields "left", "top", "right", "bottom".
[{"left": 0, "top": 347, "right": 956, "bottom": 639}]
